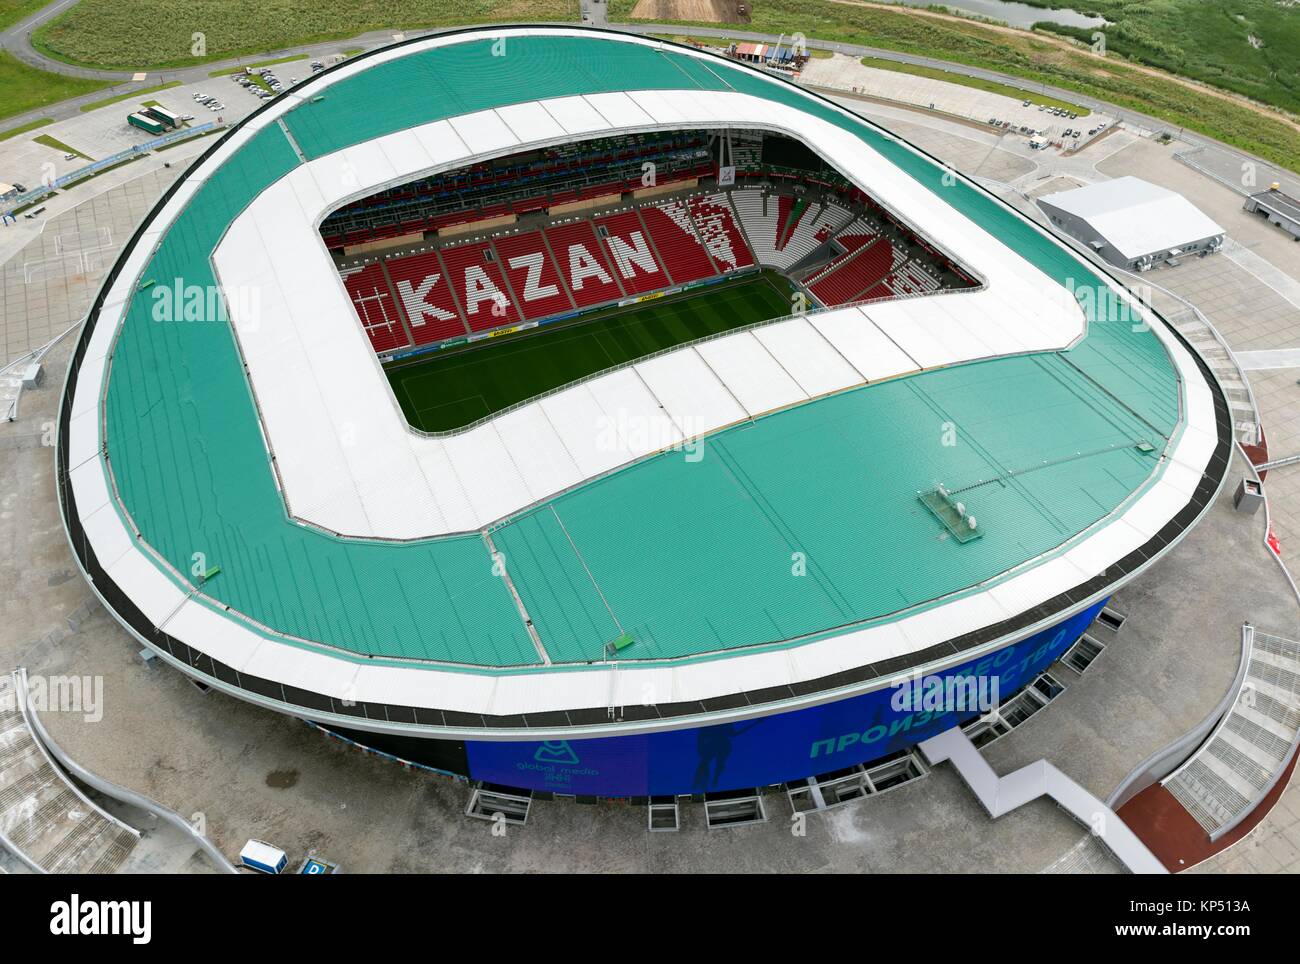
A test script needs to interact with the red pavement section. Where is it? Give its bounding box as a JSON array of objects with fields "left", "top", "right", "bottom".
[{"left": 1118, "top": 744, "right": 1298, "bottom": 871}]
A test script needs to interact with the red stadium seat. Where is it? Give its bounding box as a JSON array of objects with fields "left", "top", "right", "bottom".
[
  {"left": 774, "top": 194, "right": 796, "bottom": 250},
  {"left": 808, "top": 239, "right": 896, "bottom": 307},
  {"left": 638, "top": 202, "right": 716, "bottom": 285},
  {"left": 687, "top": 194, "right": 755, "bottom": 273},
  {"left": 594, "top": 211, "right": 667, "bottom": 295},
  {"left": 384, "top": 250, "right": 468, "bottom": 345},
  {"left": 543, "top": 221, "right": 625, "bottom": 307},
  {"left": 439, "top": 242, "right": 522, "bottom": 332},
  {"left": 493, "top": 232, "right": 574, "bottom": 321},
  {"left": 341, "top": 263, "right": 411, "bottom": 354}
]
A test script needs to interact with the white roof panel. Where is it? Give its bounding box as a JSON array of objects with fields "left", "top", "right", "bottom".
[
  {"left": 80, "top": 501, "right": 135, "bottom": 572},
  {"left": 410, "top": 120, "right": 472, "bottom": 168},
  {"left": 166, "top": 600, "right": 265, "bottom": 673},
  {"left": 447, "top": 109, "right": 519, "bottom": 156},
  {"left": 444, "top": 425, "right": 531, "bottom": 527},
  {"left": 106, "top": 547, "right": 185, "bottom": 629},
  {"left": 541, "top": 95, "right": 611, "bottom": 136},
  {"left": 66, "top": 408, "right": 101, "bottom": 471},
  {"left": 751, "top": 318, "right": 862, "bottom": 397},
  {"left": 376, "top": 133, "right": 436, "bottom": 187},
  {"left": 694, "top": 331, "right": 809, "bottom": 416},
  {"left": 860, "top": 301, "right": 959, "bottom": 370},
  {"left": 1040, "top": 176, "right": 1225, "bottom": 259},
  {"left": 625, "top": 89, "right": 689, "bottom": 125},
  {"left": 634, "top": 348, "right": 747, "bottom": 438},
  {"left": 583, "top": 92, "right": 655, "bottom": 129},
  {"left": 495, "top": 101, "right": 566, "bottom": 144},
  {"left": 69, "top": 458, "right": 110, "bottom": 519},
  {"left": 411, "top": 439, "right": 477, "bottom": 534},
  {"left": 585, "top": 366, "right": 684, "bottom": 460},
  {"left": 491, "top": 404, "right": 584, "bottom": 504},
  {"left": 809, "top": 307, "right": 920, "bottom": 380}
]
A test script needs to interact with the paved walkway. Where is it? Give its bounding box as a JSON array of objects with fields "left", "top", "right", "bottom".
[{"left": 1238, "top": 349, "right": 1300, "bottom": 371}]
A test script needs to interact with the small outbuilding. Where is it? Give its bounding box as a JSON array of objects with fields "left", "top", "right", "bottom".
[
  {"left": 1244, "top": 186, "right": 1300, "bottom": 241},
  {"left": 1038, "top": 176, "right": 1225, "bottom": 271}
]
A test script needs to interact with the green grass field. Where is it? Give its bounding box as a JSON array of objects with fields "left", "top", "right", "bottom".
[
  {"left": 209, "top": 54, "right": 307, "bottom": 77},
  {"left": 0, "top": 116, "right": 52, "bottom": 142},
  {"left": 33, "top": 133, "right": 92, "bottom": 160},
  {"left": 32, "top": 0, "right": 577, "bottom": 71},
  {"left": 386, "top": 272, "right": 793, "bottom": 433},
  {"left": 0, "top": 51, "right": 110, "bottom": 123},
  {"left": 78, "top": 81, "right": 181, "bottom": 113},
  {"left": 0, "top": 0, "right": 45, "bottom": 30},
  {"left": 1027, "top": 0, "right": 1300, "bottom": 117}
]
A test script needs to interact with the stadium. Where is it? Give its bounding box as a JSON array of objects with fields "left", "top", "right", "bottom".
[{"left": 57, "top": 25, "right": 1230, "bottom": 807}]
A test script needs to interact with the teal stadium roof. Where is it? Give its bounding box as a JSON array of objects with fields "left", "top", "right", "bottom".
[{"left": 66, "top": 30, "right": 1218, "bottom": 711}]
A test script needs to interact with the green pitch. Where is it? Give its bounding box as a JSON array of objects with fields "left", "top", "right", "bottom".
[{"left": 385, "top": 271, "right": 795, "bottom": 433}]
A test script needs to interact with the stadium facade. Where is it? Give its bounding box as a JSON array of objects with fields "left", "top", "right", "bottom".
[{"left": 58, "top": 27, "right": 1231, "bottom": 799}]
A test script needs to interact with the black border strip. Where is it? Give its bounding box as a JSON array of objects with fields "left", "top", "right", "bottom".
[{"left": 56, "top": 25, "right": 1234, "bottom": 735}]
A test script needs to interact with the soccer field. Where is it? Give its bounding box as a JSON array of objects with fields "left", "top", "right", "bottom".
[{"left": 386, "top": 271, "right": 794, "bottom": 433}]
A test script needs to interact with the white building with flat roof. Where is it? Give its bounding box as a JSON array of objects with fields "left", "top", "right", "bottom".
[{"left": 1038, "top": 176, "right": 1224, "bottom": 271}]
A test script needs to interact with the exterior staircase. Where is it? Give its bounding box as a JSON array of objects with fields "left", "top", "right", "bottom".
[
  {"left": 1164, "top": 629, "right": 1300, "bottom": 839},
  {"left": 0, "top": 671, "right": 139, "bottom": 873}
]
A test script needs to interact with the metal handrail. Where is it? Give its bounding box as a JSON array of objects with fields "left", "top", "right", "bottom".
[
  {"left": 1123, "top": 271, "right": 1263, "bottom": 446},
  {"left": 21, "top": 670, "right": 238, "bottom": 874},
  {"left": 1107, "top": 623, "right": 1255, "bottom": 811},
  {"left": 2, "top": 319, "right": 81, "bottom": 421}
]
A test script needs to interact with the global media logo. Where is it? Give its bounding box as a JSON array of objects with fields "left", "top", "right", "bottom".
[
  {"left": 534, "top": 740, "right": 579, "bottom": 765},
  {"left": 513, "top": 739, "right": 599, "bottom": 789}
]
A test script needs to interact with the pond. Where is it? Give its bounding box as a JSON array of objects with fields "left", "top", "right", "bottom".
[{"left": 886, "top": 0, "right": 1107, "bottom": 30}]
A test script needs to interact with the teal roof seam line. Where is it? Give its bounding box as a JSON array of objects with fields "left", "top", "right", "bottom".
[
  {"left": 67, "top": 27, "right": 1216, "bottom": 691},
  {"left": 549, "top": 505, "right": 625, "bottom": 638}
]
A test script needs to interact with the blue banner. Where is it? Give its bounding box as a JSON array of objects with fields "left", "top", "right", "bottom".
[{"left": 467, "top": 599, "right": 1104, "bottom": 796}]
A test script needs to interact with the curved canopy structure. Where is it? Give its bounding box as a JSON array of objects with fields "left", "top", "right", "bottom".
[{"left": 58, "top": 27, "right": 1229, "bottom": 740}]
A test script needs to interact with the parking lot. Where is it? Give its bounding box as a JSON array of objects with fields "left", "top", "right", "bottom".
[
  {"left": 804, "top": 54, "right": 1115, "bottom": 152},
  {"left": 0, "top": 71, "right": 293, "bottom": 204}
]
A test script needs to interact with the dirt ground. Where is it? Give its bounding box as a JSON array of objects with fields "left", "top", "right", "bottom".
[{"left": 629, "top": 0, "right": 750, "bottom": 25}]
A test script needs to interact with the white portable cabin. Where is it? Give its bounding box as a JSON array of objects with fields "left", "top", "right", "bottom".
[{"left": 240, "top": 839, "right": 288, "bottom": 874}]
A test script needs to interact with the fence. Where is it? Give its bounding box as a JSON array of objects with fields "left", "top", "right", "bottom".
[{"left": 3, "top": 121, "right": 220, "bottom": 217}]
